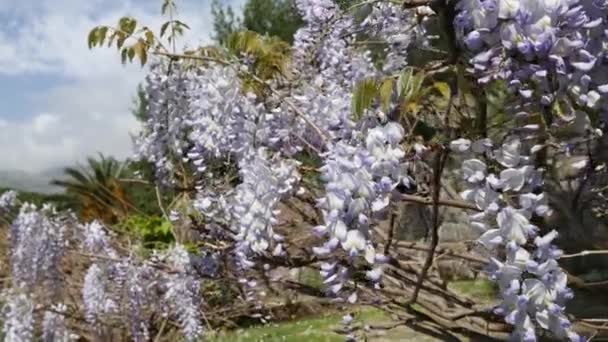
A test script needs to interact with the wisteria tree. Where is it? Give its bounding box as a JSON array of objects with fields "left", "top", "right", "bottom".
[{"left": 3, "top": 0, "right": 608, "bottom": 340}]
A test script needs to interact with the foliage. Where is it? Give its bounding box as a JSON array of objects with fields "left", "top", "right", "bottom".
[
  {"left": 51, "top": 154, "right": 130, "bottom": 223},
  {"left": 208, "top": 307, "right": 388, "bottom": 342},
  {"left": 241, "top": 0, "right": 303, "bottom": 44},
  {"left": 212, "top": 0, "right": 303, "bottom": 44},
  {"left": 211, "top": 0, "right": 241, "bottom": 45},
  {"left": 117, "top": 215, "right": 175, "bottom": 248},
  {"left": 131, "top": 84, "right": 148, "bottom": 122},
  {"left": 0, "top": 187, "right": 74, "bottom": 214}
]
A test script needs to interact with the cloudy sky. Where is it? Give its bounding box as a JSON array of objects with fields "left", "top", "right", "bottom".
[{"left": 0, "top": 0, "right": 244, "bottom": 172}]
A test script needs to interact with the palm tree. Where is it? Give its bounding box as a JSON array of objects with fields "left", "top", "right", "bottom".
[{"left": 52, "top": 153, "right": 132, "bottom": 223}]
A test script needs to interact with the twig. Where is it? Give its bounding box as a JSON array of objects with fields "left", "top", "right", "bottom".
[
  {"left": 561, "top": 250, "right": 608, "bottom": 259},
  {"left": 384, "top": 204, "right": 397, "bottom": 254},
  {"left": 155, "top": 185, "right": 170, "bottom": 221},
  {"left": 154, "top": 318, "right": 168, "bottom": 342},
  {"left": 402, "top": 0, "right": 434, "bottom": 8},
  {"left": 154, "top": 51, "right": 229, "bottom": 65},
  {"left": 408, "top": 147, "right": 448, "bottom": 304},
  {"left": 397, "top": 193, "right": 481, "bottom": 212},
  {"left": 118, "top": 178, "right": 151, "bottom": 185},
  {"left": 391, "top": 241, "right": 487, "bottom": 265}
]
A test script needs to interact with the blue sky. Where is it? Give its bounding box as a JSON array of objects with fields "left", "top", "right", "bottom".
[{"left": 0, "top": 0, "right": 245, "bottom": 172}]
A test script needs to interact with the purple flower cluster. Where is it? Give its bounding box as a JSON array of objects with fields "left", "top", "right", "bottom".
[
  {"left": 1, "top": 292, "right": 34, "bottom": 342},
  {"left": 42, "top": 303, "right": 75, "bottom": 342},
  {"left": 135, "top": 63, "right": 269, "bottom": 185},
  {"left": 314, "top": 122, "right": 404, "bottom": 297},
  {"left": 232, "top": 149, "right": 301, "bottom": 260},
  {"left": 161, "top": 245, "right": 203, "bottom": 341},
  {"left": 8, "top": 204, "right": 68, "bottom": 292},
  {"left": 0, "top": 190, "right": 17, "bottom": 211},
  {"left": 456, "top": 0, "right": 608, "bottom": 124},
  {"left": 452, "top": 136, "right": 581, "bottom": 341}
]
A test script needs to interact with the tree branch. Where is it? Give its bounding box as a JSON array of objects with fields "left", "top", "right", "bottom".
[{"left": 408, "top": 147, "right": 449, "bottom": 304}]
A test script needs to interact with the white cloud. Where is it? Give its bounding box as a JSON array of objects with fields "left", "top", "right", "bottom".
[
  {"left": 0, "top": 0, "right": 246, "bottom": 171},
  {"left": 32, "top": 113, "right": 59, "bottom": 134}
]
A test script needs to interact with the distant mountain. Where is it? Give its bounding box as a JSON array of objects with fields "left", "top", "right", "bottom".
[{"left": 0, "top": 168, "right": 66, "bottom": 194}]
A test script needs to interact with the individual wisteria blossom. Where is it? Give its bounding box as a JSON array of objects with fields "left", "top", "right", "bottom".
[
  {"left": 341, "top": 313, "right": 355, "bottom": 341},
  {"left": 1, "top": 292, "right": 34, "bottom": 342},
  {"left": 453, "top": 136, "right": 581, "bottom": 341}
]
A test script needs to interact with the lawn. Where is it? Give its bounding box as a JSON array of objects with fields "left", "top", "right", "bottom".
[
  {"left": 206, "top": 279, "right": 498, "bottom": 342},
  {"left": 207, "top": 307, "right": 388, "bottom": 342}
]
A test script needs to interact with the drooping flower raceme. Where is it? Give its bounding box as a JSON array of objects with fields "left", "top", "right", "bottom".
[
  {"left": 135, "top": 63, "right": 270, "bottom": 185},
  {"left": 314, "top": 122, "right": 405, "bottom": 297},
  {"left": 81, "top": 220, "right": 117, "bottom": 258},
  {"left": 8, "top": 204, "right": 68, "bottom": 292},
  {"left": 1, "top": 292, "right": 34, "bottom": 342},
  {"left": 0, "top": 190, "right": 17, "bottom": 211},
  {"left": 359, "top": 2, "right": 420, "bottom": 74},
  {"left": 82, "top": 263, "right": 118, "bottom": 325},
  {"left": 161, "top": 245, "right": 203, "bottom": 342},
  {"left": 456, "top": 0, "right": 608, "bottom": 127},
  {"left": 453, "top": 136, "right": 581, "bottom": 341},
  {"left": 42, "top": 303, "right": 76, "bottom": 342},
  {"left": 232, "top": 149, "right": 301, "bottom": 261},
  {"left": 453, "top": 2, "right": 608, "bottom": 337}
]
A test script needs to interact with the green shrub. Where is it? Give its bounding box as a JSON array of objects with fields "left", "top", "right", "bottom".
[{"left": 117, "top": 215, "right": 175, "bottom": 249}]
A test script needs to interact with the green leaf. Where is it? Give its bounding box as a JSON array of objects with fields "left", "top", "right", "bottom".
[
  {"left": 160, "top": 21, "right": 170, "bottom": 38},
  {"left": 144, "top": 29, "right": 154, "bottom": 46},
  {"left": 174, "top": 20, "right": 191, "bottom": 30},
  {"left": 378, "top": 78, "right": 394, "bottom": 113},
  {"left": 87, "top": 27, "right": 98, "bottom": 49},
  {"left": 397, "top": 68, "right": 413, "bottom": 98},
  {"left": 133, "top": 40, "right": 148, "bottom": 66},
  {"left": 107, "top": 31, "right": 116, "bottom": 47},
  {"left": 127, "top": 47, "right": 136, "bottom": 62},
  {"left": 121, "top": 48, "right": 128, "bottom": 64},
  {"left": 161, "top": 0, "right": 173, "bottom": 15},
  {"left": 409, "top": 71, "right": 425, "bottom": 99},
  {"left": 118, "top": 17, "right": 137, "bottom": 36},
  {"left": 352, "top": 78, "right": 379, "bottom": 119},
  {"left": 116, "top": 31, "right": 127, "bottom": 50},
  {"left": 397, "top": 67, "right": 427, "bottom": 114},
  {"left": 433, "top": 82, "right": 450, "bottom": 100},
  {"left": 97, "top": 26, "right": 109, "bottom": 47}
]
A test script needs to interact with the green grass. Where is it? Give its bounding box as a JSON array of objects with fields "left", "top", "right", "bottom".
[
  {"left": 205, "top": 281, "right": 499, "bottom": 342},
  {"left": 207, "top": 307, "right": 389, "bottom": 342},
  {"left": 449, "top": 279, "right": 498, "bottom": 302}
]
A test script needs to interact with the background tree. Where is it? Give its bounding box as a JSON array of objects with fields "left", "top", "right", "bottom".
[
  {"left": 212, "top": 0, "right": 303, "bottom": 44},
  {"left": 211, "top": 0, "right": 241, "bottom": 45},
  {"left": 51, "top": 154, "right": 131, "bottom": 223}
]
